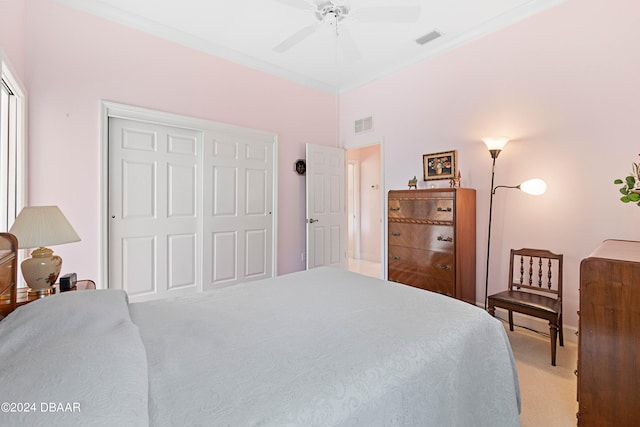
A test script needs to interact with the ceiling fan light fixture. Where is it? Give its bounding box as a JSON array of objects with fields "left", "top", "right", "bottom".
[
  {"left": 273, "top": 0, "right": 422, "bottom": 57},
  {"left": 316, "top": 4, "right": 349, "bottom": 23},
  {"left": 416, "top": 30, "right": 442, "bottom": 45}
]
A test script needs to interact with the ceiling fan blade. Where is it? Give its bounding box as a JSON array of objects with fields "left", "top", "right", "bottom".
[
  {"left": 350, "top": 6, "right": 421, "bottom": 23},
  {"left": 273, "top": 23, "right": 319, "bottom": 53},
  {"left": 272, "top": 0, "right": 316, "bottom": 11},
  {"left": 337, "top": 25, "right": 362, "bottom": 61}
]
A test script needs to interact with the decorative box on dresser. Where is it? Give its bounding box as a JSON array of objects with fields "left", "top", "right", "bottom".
[
  {"left": 387, "top": 188, "right": 476, "bottom": 304},
  {"left": 577, "top": 239, "right": 640, "bottom": 426}
]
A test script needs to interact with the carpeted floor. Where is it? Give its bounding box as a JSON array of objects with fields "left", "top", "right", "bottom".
[{"left": 504, "top": 324, "right": 578, "bottom": 427}]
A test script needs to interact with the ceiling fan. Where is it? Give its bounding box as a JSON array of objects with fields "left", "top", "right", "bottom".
[{"left": 273, "top": 0, "right": 421, "bottom": 60}]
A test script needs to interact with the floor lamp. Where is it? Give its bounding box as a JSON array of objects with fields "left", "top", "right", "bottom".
[{"left": 482, "top": 137, "right": 547, "bottom": 309}]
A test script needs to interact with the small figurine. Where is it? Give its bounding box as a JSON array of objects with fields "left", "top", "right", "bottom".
[
  {"left": 449, "top": 170, "right": 462, "bottom": 188},
  {"left": 408, "top": 176, "right": 418, "bottom": 189}
]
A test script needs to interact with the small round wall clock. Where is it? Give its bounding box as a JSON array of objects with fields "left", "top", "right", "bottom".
[{"left": 294, "top": 159, "right": 306, "bottom": 176}]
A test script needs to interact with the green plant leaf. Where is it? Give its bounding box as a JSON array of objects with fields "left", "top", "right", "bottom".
[{"left": 615, "top": 158, "right": 640, "bottom": 206}]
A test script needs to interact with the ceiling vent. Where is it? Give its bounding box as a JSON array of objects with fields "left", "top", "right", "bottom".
[
  {"left": 416, "top": 30, "right": 442, "bottom": 45},
  {"left": 354, "top": 116, "right": 373, "bottom": 134}
]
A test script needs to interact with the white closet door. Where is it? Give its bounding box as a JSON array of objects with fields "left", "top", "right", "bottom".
[
  {"left": 109, "top": 117, "right": 202, "bottom": 300},
  {"left": 202, "top": 129, "right": 274, "bottom": 290},
  {"left": 107, "top": 105, "right": 277, "bottom": 301}
]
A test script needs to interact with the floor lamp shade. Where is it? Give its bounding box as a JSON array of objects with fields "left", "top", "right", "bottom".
[
  {"left": 482, "top": 136, "right": 510, "bottom": 159},
  {"left": 9, "top": 206, "right": 81, "bottom": 291},
  {"left": 519, "top": 178, "right": 547, "bottom": 195}
]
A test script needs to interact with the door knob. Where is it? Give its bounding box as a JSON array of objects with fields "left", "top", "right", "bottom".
[{"left": 306, "top": 218, "right": 319, "bottom": 223}]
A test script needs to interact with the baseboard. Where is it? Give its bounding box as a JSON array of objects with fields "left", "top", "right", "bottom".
[
  {"left": 479, "top": 305, "right": 578, "bottom": 344},
  {"left": 358, "top": 253, "right": 381, "bottom": 263}
]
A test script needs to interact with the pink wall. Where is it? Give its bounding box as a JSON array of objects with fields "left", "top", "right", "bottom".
[
  {"left": 0, "top": 0, "right": 26, "bottom": 79},
  {"left": 341, "top": 0, "right": 640, "bottom": 329},
  {"left": 0, "top": 0, "right": 338, "bottom": 282}
]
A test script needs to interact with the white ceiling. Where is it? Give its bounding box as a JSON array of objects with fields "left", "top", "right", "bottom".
[{"left": 56, "top": 0, "right": 565, "bottom": 94}]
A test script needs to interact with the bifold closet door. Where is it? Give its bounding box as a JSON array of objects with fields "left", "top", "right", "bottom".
[
  {"left": 109, "top": 117, "right": 202, "bottom": 301},
  {"left": 109, "top": 113, "right": 276, "bottom": 301},
  {"left": 202, "top": 129, "right": 274, "bottom": 291}
]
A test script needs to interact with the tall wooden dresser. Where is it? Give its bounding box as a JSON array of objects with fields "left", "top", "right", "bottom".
[
  {"left": 387, "top": 188, "right": 476, "bottom": 303},
  {"left": 578, "top": 239, "right": 640, "bottom": 426}
]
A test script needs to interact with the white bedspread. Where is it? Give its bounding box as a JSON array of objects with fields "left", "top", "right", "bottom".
[
  {"left": 0, "top": 290, "right": 149, "bottom": 427},
  {"left": 130, "top": 267, "right": 521, "bottom": 426}
]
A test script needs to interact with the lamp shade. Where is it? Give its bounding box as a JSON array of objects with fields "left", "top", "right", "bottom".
[
  {"left": 519, "top": 178, "right": 547, "bottom": 196},
  {"left": 9, "top": 206, "right": 81, "bottom": 249},
  {"left": 482, "top": 136, "right": 510, "bottom": 151}
]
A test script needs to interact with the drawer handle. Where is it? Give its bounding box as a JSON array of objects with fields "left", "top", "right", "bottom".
[
  {"left": 389, "top": 207, "right": 400, "bottom": 211},
  {"left": 391, "top": 256, "right": 401, "bottom": 260},
  {"left": 574, "top": 369, "right": 578, "bottom": 377},
  {"left": 391, "top": 232, "right": 401, "bottom": 237},
  {"left": 437, "top": 236, "right": 453, "bottom": 242},
  {"left": 437, "top": 207, "right": 452, "bottom": 212},
  {"left": 436, "top": 264, "right": 452, "bottom": 271}
]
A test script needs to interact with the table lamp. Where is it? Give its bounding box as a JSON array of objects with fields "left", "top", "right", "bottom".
[{"left": 9, "top": 206, "right": 81, "bottom": 294}]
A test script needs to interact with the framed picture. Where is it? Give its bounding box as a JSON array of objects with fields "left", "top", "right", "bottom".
[{"left": 423, "top": 150, "right": 457, "bottom": 181}]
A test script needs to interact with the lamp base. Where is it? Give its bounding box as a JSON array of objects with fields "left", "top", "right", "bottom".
[
  {"left": 21, "top": 247, "right": 63, "bottom": 291},
  {"left": 27, "top": 287, "right": 54, "bottom": 298}
]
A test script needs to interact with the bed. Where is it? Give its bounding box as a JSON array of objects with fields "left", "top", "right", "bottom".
[{"left": 0, "top": 266, "right": 521, "bottom": 427}]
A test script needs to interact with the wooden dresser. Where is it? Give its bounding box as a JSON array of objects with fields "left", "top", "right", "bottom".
[
  {"left": 577, "top": 239, "right": 640, "bottom": 426},
  {"left": 387, "top": 188, "right": 476, "bottom": 303}
]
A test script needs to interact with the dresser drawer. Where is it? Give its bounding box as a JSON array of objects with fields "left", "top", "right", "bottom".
[
  {"left": 388, "top": 197, "right": 453, "bottom": 222},
  {"left": 388, "top": 269, "right": 455, "bottom": 296},
  {"left": 388, "top": 245, "right": 454, "bottom": 280},
  {"left": 388, "top": 223, "right": 454, "bottom": 252}
]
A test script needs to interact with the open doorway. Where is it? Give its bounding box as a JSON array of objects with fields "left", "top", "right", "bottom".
[{"left": 346, "top": 143, "right": 382, "bottom": 279}]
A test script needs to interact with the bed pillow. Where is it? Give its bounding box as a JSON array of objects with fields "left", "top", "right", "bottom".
[{"left": 0, "top": 290, "right": 149, "bottom": 427}]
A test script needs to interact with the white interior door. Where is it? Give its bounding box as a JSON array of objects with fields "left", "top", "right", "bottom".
[
  {"left": 109, "top": 117, "right": 202, "bottom": 300},
  {"left": 305, "top": 143, "right": 346, "bottom": 269}
]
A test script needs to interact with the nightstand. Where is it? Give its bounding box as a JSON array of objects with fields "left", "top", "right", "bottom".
[{"left": 16, "top": 280, "right": 96, "bottom": 308}]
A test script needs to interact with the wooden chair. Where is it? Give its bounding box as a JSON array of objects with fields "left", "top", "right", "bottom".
[
  {"left": 0, "top": 232, "right": 18, "bottom": 319},
  {"left": 488, "top": 248, "right": 563, "bottom": 366}
]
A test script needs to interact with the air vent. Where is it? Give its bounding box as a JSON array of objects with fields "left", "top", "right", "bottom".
[
  {"left": 354, "top": 116, "right": 373, "bottom": 134},
  {"left": 416, "top": 30, "right": 442, "bottom": 45}
]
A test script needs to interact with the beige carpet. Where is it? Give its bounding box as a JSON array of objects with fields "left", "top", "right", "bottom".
[{"left": 505, "top": 324, "right": 578, "bottom": 427}]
